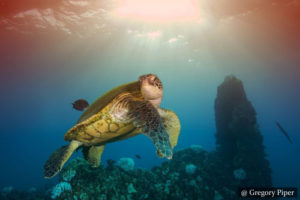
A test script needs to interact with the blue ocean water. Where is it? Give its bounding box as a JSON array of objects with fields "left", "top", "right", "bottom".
[
  {"left": 0, "top": 1, "right": 300, "bottom": 197},
  {"left": 1, "top": 46, "right": 299, "bottom": 191}
]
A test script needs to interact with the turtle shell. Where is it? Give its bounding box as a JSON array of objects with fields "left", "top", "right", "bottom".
[
  {"left": 77, "top": 81, "right": 140, "bottom": 123},
  {"left": 64, "top": 81, "right": 141, "bottom": 145}
]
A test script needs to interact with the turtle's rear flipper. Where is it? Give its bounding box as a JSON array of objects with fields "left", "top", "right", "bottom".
[
  {"left": 82, "top": 145, "right": 105, "bottom": 167},
  {"left": 44, "top": 141, "right": 81, "bottom": 178},
  {"left": 127, "top": 99, "right": 173, "bottom": 159}
]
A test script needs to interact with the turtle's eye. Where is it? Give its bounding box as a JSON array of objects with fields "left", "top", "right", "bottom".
[
  {"left": 153, "top": 77, "right": 162, "bottom": 89},
  {"left": 149, "top": 76, "right": 156, "bottom": 84}
]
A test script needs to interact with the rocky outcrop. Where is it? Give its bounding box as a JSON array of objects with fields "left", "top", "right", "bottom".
[{"left": 214, "top": 75, "right": 272, "bottom": 187}]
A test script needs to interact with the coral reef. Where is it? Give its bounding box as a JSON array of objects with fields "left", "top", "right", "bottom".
[
  {"left": 185, "top": 164, "right": 197, "bottom": 175},
  {"left": 50, "top": 147, "right": 229, "bottom": 200},
  {"left": 0, "top": 186, "right": 50, "bottom": 200},
  {"left": 1, "top": 186, "right": 14, "bottom": 196},
  {"left": 0, "top": 146, "right": 232, "bottom": 200},
  {"left": 0, "top": 144, "right": 270, "bottom": 200},
  {"left": 61, "top": 169, "right": 76, "bottom": 182},
  {"left": 117, "top": 157, "right": 135, "bottom": 171},
  {"left": 51, "top": 182, "right": 72, "bottom": 199},
  {"left": 127, "top": 183, "right": 137, "bottom": 194},
  {"left": 214, "top": 75, "right": 272, "bottom": 187},
  {"left": 233, "top": 168, "right": 246, "bottom": 180}
]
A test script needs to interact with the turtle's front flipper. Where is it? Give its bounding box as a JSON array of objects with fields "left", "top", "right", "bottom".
[
  {"left": 157, "top": 108, "right": 181, "bottom": 149},
  {"left": 44, "top": 141, "right": 81, "bottom": 178},
  {"left": 82, "top": 145, "right": 105, "bottom": 167},
  {"left": 127, "top": 100, "right": 173, "bottom": 159}
]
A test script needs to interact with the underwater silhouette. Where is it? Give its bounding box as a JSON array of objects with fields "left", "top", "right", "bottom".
[
  {"left": 214, "top": 75, "right": 272, "bottom": 187},
  {"left": 275, "top": 121, "right": 293, "bottom": 144}
]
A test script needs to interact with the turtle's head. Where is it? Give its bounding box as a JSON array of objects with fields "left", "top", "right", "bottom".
[{"left": 139, "top": 74, "right": 163, "bottom": 108}]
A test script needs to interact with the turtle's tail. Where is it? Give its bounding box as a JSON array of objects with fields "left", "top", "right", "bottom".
[{"left": 44, "top": 141, "right": 81, "bottom": 178}]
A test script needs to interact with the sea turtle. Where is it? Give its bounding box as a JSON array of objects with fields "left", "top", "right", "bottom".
[{"left": 44, "top": 74, "right": 181, "bottom": 178}]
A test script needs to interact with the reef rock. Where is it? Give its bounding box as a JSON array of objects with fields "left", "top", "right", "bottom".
[{"left": 214, "top": 75, "right": 272, "bottom": 187}]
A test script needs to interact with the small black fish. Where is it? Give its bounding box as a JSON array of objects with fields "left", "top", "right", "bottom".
[
  {"left": 135, "top": 154, "right": 141, "bottom": 159},
  {"left": 275, "top": 121, "right": 293, "bottom": 144},
  {"left": 72, "top": 99, "right": 89, "bottom": 111}
]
